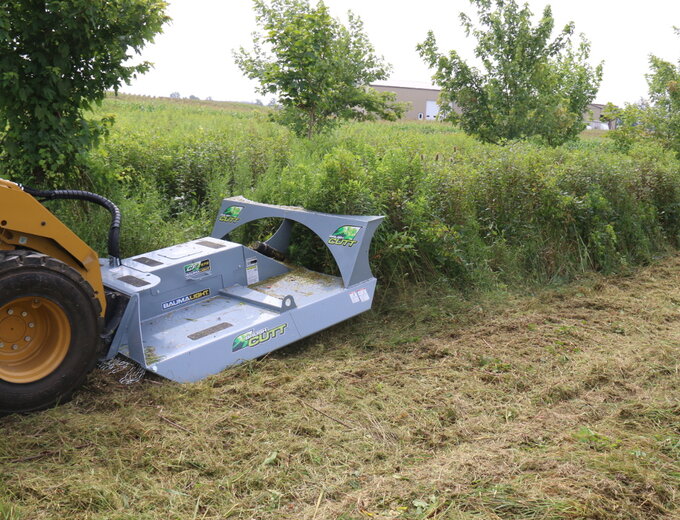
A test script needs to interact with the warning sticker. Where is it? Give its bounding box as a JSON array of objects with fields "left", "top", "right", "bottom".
[
  {"left": 246, "top": 257, "right": 259, "bottom": 285},
  {"left": 349, "top": 291, "right": 360, "bottom": 304},
  {"left": 358, "top": 289, "right": 370, "bottom": 302}
]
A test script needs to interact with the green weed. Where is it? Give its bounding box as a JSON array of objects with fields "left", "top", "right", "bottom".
[{"left": 573, "top": 426, "right": 621, "bottom": 451}]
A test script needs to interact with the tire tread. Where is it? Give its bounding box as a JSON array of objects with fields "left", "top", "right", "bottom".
[{"left": 0, "top": 249, "right": 103, "bottom": 414}]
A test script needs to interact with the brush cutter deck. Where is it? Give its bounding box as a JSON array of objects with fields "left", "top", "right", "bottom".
[{"left": 100, "top": 197, "right": 383, "bottom": 382}]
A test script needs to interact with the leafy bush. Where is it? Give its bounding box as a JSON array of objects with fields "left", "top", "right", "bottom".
[{"left": 7, "top": 95, "right": 680, "bottom": 293}]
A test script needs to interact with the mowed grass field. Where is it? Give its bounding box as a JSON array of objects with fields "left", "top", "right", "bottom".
[{"left": 1, "top": 253, "right": 678, "bottom": 520}]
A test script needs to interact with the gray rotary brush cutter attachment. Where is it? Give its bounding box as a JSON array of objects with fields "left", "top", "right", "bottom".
[{"left": 100, "top": 197, "right": 384, "bottom": 382}]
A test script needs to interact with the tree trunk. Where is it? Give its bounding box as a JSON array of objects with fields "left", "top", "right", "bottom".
[{"left": 307, "top": 109, "right": 316, "bottom": 139}]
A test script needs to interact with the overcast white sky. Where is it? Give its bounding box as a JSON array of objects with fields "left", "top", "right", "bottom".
[{"left": 122, "top": 0, "right": 680, "bottom": 106}]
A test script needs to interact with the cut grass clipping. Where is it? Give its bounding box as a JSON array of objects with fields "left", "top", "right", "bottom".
[{"left": 1, "top": 253, "right": 678, "bottom": 519}]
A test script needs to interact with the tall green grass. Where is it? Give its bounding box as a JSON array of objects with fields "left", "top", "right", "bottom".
[{"left": 6, "top": 95, "right": 680, "bottom": 292}]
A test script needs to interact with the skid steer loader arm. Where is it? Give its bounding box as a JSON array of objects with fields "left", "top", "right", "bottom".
[{"left": 0, "top": 179, "right": 106, "bottom": 313}]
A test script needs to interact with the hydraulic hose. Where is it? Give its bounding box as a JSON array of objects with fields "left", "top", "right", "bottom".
[{"left": 21, "top": 186, "right": 122, "bottom": 265}]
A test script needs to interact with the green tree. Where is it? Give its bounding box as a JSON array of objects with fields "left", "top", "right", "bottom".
[
  {"left": 234, "top": 0, "right": 404, "bottom": 138},
  {"left": 644, "top": 32, "right": 680, "bottom": 154},
  {"left": 417, "top": 0, "right": 603, "bottom": 146},
  {"left": 607, "top": 29, "right": 680, "bottom": 155},
  {"left": 0, "top": 0, "right": 169, "bottom": 185},
  {"left": 600, "top": 102, "right": 620, "bottom": 130}
]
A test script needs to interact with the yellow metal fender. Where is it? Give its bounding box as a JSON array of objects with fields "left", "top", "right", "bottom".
[{"left": 0, "top": 179, "right": 106, "bottom": 315}]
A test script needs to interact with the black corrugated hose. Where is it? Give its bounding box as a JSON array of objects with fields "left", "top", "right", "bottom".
[{"left": 21, "top": 186, "right": 122, "bottom": 265}]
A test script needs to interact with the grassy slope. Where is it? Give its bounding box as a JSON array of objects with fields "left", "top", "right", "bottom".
[{"left": 0, "top": 254, "right": 678, "bottom": 520}]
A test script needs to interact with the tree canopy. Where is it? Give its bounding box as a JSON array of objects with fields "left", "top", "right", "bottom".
[
  {"left": 417, "top": 0, "right": 603, "bottom": 146},
  {"left": 0, "top": 0, "right": 169, "bottom": 185},
  {"left": 642, "top": 32, "right": 680, "bottom": 154},
  {"left": 603, "top": 29, "right": 680, "bottom": 156},
  {"left": 234, "top": 0, "right": 405, "bottom": 138}
]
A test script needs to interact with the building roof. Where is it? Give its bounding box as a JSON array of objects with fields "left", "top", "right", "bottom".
[
  {"left": 372, "top": 83, "right": 608, "bottom": 106},
  {"left": 370, "top": 82, "right": 440, "bottom": 92}
]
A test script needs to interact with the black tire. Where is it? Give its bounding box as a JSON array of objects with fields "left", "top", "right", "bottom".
[{"left": 0, "top": 250, "right": 103, "bottom": 414}]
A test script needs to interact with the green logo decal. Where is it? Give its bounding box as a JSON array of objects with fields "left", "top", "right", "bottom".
[
  {"left": 184, "top": 259, "right": 211, "bottom": 278},
  {"left": 219, "top": 205, "right": 243, "bottom": 223},
  {"left": 232, "top": 323, "right": 287, "bottom": 352},
  {"left": 328, "top": 225, "right": 361, "bottom": 247}
]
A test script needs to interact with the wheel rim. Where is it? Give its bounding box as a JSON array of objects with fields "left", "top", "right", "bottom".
[{"left": 0, "top": 297, "right": 71, "bottom": 383}]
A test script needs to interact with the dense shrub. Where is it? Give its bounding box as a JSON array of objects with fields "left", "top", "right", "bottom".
[{"left": 5, "top": 95, "right": 680, "bottom": 292}]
